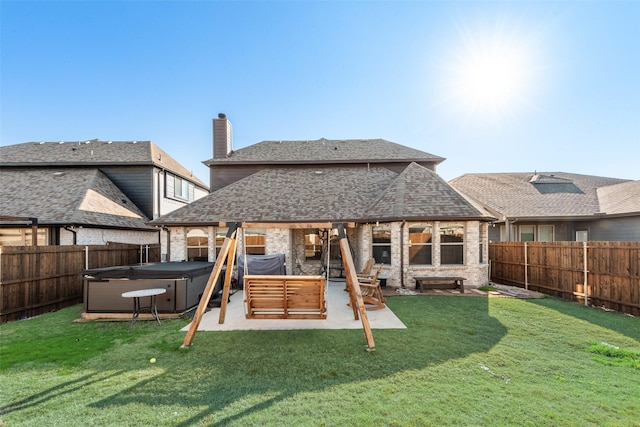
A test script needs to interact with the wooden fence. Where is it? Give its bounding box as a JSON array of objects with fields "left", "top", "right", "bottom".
[
  {"left": 0, "top": 243, "right": 161, "bottom": 323},
  {"left": 489, "top": 241, "right": 640, "bottom": 316}
]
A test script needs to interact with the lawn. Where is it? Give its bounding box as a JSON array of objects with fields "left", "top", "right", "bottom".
[{"left": 1, "top": 295, "right": 639, "bottom": 426}]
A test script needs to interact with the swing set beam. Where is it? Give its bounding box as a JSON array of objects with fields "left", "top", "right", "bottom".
[{"left": 180, "top": 222, "right": 375, "bottom": 351}]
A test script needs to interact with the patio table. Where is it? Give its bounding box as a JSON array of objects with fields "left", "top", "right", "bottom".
[{"left": 121, "top": 288, "right": 167, "bottom": 327}]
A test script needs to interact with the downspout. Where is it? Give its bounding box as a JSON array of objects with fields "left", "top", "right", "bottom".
[
  {"left": 400, "top": 220, "right": 406, "bottom": 288},
  {"left": 64, "top": 226, "right": 77, "bottom": 245},
  {"left": 156, "top": 168, "right": 163, "bottom": 219},
  {"left": 29, "top": 217, "right": 38, "bottom": 247},
  {"left": 162, "top": 226, "right": 171, "bottom": 262}
]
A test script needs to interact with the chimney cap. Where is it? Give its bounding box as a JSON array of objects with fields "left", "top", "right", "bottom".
[{"left": 218, "top": 113, "right": 226, "bottom": 119}]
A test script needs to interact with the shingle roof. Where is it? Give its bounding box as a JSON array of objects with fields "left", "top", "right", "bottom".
[
  {"left": 367, "top": 163, "right": 485, "bottom": 220},
  {"left": 449, "top": 172, "right": 631, "bottom": 219},
  {"left": 204, "top": 138, "right": 445, "bottom": 165},
  {"left": 0, "top": 140, "right": 208, "bottom": 188},
  {"left": 151, "top": 163, "right": 488, "bottom": 225},
  {"left": 597, "top": 180, "right": 640, "bottom": 215},
  {"left": 0, "top": 168, "right": 154, "bottom": 229}
]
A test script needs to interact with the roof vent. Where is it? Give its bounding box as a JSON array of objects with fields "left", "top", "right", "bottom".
[
  {"left": 53, "top": 171, "right": 64, "bottom": 177},
  {"left": 314, "top": 170, "right": 325, "bottom": 175}
]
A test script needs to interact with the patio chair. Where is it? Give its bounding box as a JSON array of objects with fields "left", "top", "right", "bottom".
[
  {"left": 353, "top": 263, "right": 386, "bottom": 310},
  {"left": 344, "top": 257, "right": 376, "bottom": 292},
  {"left": 357, "top": 257, "right": 376, "bottom": 280}
]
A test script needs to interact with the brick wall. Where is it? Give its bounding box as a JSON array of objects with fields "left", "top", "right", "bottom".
[{"left": 60, "top": 227, "right": 158, "bottom": 246}]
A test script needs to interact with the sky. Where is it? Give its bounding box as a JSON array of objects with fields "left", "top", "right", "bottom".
[{"left": 1, "top": 1, "right": 639, "bottom": 184}]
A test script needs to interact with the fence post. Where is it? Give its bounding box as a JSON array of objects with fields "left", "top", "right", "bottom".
[
  {"left": 85, "top": 246, "right": 89, "bottom": 270},
  {"left": 583, "top": 241, "right": 589, "bottom": 306},
  {"left": 524, "top": 242, "right": 528, "bottom": 290}
]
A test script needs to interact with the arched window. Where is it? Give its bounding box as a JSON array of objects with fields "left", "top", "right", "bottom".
[{"left": 187, "top": 228, "right": 208, "bottom": 261}]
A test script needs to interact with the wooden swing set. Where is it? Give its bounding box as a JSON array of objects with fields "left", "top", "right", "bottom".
[{"left": 181, "top": 222, "right": 376, "bottom": 351}]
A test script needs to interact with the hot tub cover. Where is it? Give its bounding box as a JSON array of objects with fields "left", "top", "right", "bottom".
[
  {"left": 237, "top": 254, "right": 286, "bottom": 287},
  {"left": 82, "top": 261, "right": 215, "bottom": 280}
]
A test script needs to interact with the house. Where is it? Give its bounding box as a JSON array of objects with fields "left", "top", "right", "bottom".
[
  {"left": 449, "top": 172, "right": 640, "bottom": 242},
  {"left": 150, "top": 115, "right": 494, "bottom": 289},
  {"left": 0, "top": 140, "right": 209, "bottom": 246}
]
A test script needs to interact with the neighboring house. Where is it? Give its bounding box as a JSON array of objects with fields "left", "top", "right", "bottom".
[
  {"left": 449, "top": 172, "right": 640, "bottom": 242},
  {"left": 150, "top": 115, "right": 495, "bottom": 289},
  {"left": 0, "top": 140, "right": 208, "bottom": 246}
]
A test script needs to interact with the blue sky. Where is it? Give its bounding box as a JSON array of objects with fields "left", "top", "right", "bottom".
[{"left": 2, "top": 1, "right": 639, "bottom": 184}]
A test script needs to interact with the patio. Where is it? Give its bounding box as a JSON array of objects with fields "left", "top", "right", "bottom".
[{"left": 181, "top": 280, "right": 407, "bottom": 332}]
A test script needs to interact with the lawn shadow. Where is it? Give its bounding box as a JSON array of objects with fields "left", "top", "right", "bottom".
[
  {"left": 525, "top": 297, "right": 640, "bottom": 342},
  {"left": 88, "top": 295, "right": 507, "bottom": 425},
  {"left": 0, "top": 370, "right": 125, "bottom": 416}
]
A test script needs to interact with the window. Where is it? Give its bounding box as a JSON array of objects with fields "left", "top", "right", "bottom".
[
  {"left": 576, "top": 230, "right": 588, "bottom": 242},
  {"left": 372, "top": 225, "right": 391, "bottom": 264},
  {"left": 409, "top": 223, "right": 432, "bottom": 265},
  {"left": 304, "top": 230, "right": 323, "bottom": 260},
  {"left": 166, "top": 172, "right": 193, "bottom": 201},
  {"left": 186, "top": 228, "right": 208, "bottom": 261},
  {"left": 538, "top": 225, "right": 554, "bottom": 242},
  {"left": 479, "top": 223, "right": 487, "bottom": 264},
  {"left": 440, "top": 222, "right": 464, "bottom": 265},
  {"left": 215, "top": 227, "right": 228, "bottom": 258},
  {"left": 0, "top": 228, "right": 48, "bottom": 246},
  {"left": 499, "top": 224, "right": 517, "bottom": 242},
  {"left": 519, "top": 225, "right": 535, "bottom": 242},
  {"left": 245, "top": 228, "right": 266, "bottom": 255}
]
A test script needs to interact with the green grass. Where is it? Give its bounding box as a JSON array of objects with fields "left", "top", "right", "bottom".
[{"left": 1, "top": 296, "right": 639, "bottom": 426}]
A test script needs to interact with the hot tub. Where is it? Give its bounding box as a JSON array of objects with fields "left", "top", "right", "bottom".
[{"left": 82, "top": 262, "right": 218, "bottom": 314}]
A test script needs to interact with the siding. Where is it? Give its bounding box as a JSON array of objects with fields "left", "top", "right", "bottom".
[
  {"left": 587, "top": 216, "right": 640, "bottom": 241},
  {"left": 100, "top": 166, "right": 154, "bottom": 218}
]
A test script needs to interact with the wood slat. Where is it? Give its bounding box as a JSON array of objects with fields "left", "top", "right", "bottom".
[
  {"left": 245, "top": 275, "right": 326, "bottom": 320},
  {"left": 490, "top": 241, "right": 640, "bottom": 316}
]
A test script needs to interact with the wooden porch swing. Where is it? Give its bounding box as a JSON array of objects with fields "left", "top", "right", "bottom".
[{"left": 181, "top": 222, "right": 376, "bottom": 351}]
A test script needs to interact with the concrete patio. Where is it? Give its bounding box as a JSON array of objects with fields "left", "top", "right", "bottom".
[{"left": 181, "top": 280, "right": 406, "bottom": 332}]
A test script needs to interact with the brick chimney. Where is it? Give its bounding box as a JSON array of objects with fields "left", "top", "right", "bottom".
[{"left": 213, "top": 113, "right": 232, "bottom": 158}]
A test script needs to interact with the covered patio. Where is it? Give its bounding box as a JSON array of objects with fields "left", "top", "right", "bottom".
[{"left": 182, "top": 279, "right": 406, "bottom": 332}]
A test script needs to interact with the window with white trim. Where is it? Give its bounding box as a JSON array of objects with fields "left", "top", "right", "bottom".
[
  {"left": 519, "top": 225, "right": 536, "bottom": 242},
  {"left": 538, "top": 225, "right": 554, "bottom": 242},
  {"left": 166, "top": 172, "right": 194, "bottom": 201}
]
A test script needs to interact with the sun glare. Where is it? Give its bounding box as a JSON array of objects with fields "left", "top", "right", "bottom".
[{"left": 439, "top": 19, "right": 542, "bottom": 122}]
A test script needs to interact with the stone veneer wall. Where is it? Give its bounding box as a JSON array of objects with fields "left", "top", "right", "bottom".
[{"left": 162, "top": 222, "right": 490, "bottom": 287}]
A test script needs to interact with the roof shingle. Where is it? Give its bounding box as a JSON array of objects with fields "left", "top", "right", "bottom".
[
  {"left": 449, "top": 172, "right": 631, "bottom": 218},
  {"left": 0, "top": 140, "right": 207, "bottom": 188},
  {"left": 204, "top": 138, "right": 444, "bottom": 165},
  {"left": 152, "top": 163, "right": 488, "bottom": 225},
  {"left": 0, "top": 168, "right": 154, "bottom": 229}
]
